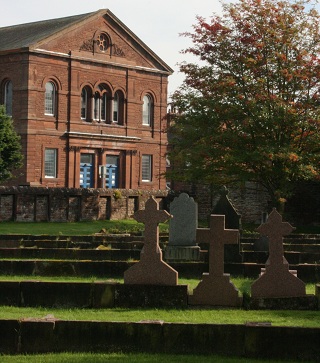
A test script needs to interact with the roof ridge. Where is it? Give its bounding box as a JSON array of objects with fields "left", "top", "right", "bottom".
[{"left": 0, "top": 10, "right": 104, "bottom": 30}]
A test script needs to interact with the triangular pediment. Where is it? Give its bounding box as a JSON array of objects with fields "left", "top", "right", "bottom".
[{"left": 0, "top": 9, "right": 172, "bottom": 74}]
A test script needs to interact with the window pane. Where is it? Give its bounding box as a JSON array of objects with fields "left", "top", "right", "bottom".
[
  {"left": 4, "top": 81, "right": 12, "bottom": 116},
  {"left": 101, "top": 93, "right": 107, "bottom": 121},
  {"left": 142, "top": 155, "right": 152, "bottom": 182},
  {"left": 94, "top": 93, "right": 100, "bottom": 120},
  {"left": 81, "top": 88, "right": 87, "bottom": 119},
  {"left": 45, "top": 149, "right": 57, "bottom": 178},
  {"left": 142, "top": 95, "right": 151, "bottom": 125},
  {"left": 113, "top": 92, "right": 119, "bottom": 122},
  {"left": 45, "top": 82, "right": 55, "bottom": 115}
]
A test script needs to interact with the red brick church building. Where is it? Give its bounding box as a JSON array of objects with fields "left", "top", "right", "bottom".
[{"left": 0, "top": 9, "right": 172, "bottom": 190}]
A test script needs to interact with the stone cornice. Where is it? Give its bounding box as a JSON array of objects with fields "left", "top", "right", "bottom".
[{"left": 66, "top": 131, "right": 141, "bottom": 142}]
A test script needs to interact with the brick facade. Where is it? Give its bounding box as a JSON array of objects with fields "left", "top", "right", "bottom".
[{"left": 0, "top": 10, "right": 172, "bottom": 191}]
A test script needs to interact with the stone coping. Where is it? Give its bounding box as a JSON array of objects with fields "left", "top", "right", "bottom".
[{"left": 0, "top": 281, "right": 317, "bottom": 310}]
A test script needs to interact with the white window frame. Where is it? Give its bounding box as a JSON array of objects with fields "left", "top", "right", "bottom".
[
  {"left": 45, "top": 82, "right": 56, "bottom": 116},
  {"left": 142, "top": 154, "right": 152, "bottom": 182},
  {"left": 45, "top": 148, "right": 57, "bottom": 178}
]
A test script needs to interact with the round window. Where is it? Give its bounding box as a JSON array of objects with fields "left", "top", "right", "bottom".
[{"left": 96, "top": 33, "right": 109, "bottom": 52}]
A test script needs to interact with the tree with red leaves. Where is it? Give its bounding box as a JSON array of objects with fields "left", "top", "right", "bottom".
[{"left": 168, "top": 0, "right": 320, "bottom": 207}]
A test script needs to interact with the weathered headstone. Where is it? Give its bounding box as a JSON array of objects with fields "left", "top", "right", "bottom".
[
  {"left": 251, "top": 208, "right": 306, "bottom": 298},
  {"left": 165, "top": 193, "right": 200, "bottom": 261},
  {"left": 189, "top": 214, "right": 242, "bottom": 306},
  {"left": 124, "top": 196, "right": 178, "bottom": 285},
  {"left": 212, "top": 186, "right": 241, "bottom": 229}
]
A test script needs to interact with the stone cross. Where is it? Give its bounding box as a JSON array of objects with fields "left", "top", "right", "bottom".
[
  {"left": 251, "top": 208, "right": 306, "bottom": 298},
  {"left": 257, "top": 208, "right": 294, "bottom": 265},
  {"left": 197, "top": 214, "right": 239, "bottom": 276},
  {"left": 134, "top": 196, "right": 170, "bottom": 256},
  {"left": 189, "top": 214, "right": 241, "bottom": 306},
  {"left": 124, "top": 196, "right": 178, "bottom": 286}
]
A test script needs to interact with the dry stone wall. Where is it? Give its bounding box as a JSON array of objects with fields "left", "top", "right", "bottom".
[
  {"left": 171, "top": 181, "right": 270, "bottom": 224},
  {"left": 0, "top": 187, "right": 167, "bottom": 222}
]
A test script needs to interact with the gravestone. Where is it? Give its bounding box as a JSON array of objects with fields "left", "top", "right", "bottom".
[
  {"left": 165, "top": 193, "right": 201, "bottom": 261},
  {"left": 211, "top": 186, "right": 241, "bottom": 229},
  {"left": 189, "top": 214, "right": 242, "bottom": 306},
  {"left": 124, "top": 196, "right": 178, "bottom": 285},
  {"left": 251, "top": 208, "right": 306, "bottom": 298}
]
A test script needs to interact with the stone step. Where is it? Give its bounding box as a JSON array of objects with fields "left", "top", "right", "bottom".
[
  {"left": 20, "top": 240, "right": 146, "bottom": 250},
  {"left": 241, "top": 251, "right": 320, "bottom": 264},
  {"left": 0, "top": 281, "right": 188, "bottom": 308},
  {"left": 0, "top": 248, "right": 141, "bottom": 261},
  {"left": 0, "top": 260, "right": 318, "bottom": 282}
]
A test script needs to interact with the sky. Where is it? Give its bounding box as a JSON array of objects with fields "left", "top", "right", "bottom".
[{"left": 1, "top": 0, "right": 223, "bottom": 97}]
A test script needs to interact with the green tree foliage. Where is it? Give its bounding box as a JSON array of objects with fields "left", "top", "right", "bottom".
[
  {"left": 0, "top": 105, "right": 23, "bottom": 183},
  {"left": 168, "top": 0, "right": 320, "bottom": 206}
]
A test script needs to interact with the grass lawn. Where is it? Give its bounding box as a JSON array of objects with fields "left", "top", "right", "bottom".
[
  {"left": 0, "top": 275, "right": 318, "bottom": 327},
  {"left": 1, "top": 220, "right": 320, "bottom": 236},
  {"left": 1, "top": 305, "right": 319, "bottom": 328},
  {"left": 0, "top": 352, "right": 308, "bottom": 363},
  {"left": 0, "top": 220, "right": 160, "bottom": 235}
]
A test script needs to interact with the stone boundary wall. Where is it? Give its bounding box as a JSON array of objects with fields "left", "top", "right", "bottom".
[
  {"left": 171, "top": 181, "right": 270, "bottom": 224},
  {"left": 0, "top": 319, "right": 319, "bottom": 360},
  {"left": 0, "top": 187, "right": 168, "bottom": 222}
]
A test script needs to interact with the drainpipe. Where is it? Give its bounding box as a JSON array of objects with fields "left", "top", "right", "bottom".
[{"left": 66, "top": 50, "right": 72, "bottom": 187}]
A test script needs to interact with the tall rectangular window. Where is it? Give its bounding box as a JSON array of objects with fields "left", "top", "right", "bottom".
[
  {"left": 45, "top": 82, "right": 55, "bottom": 116},
  {"left": 142, "top": 95, "right": 152, "bottom": 126},
  {"left": 81, "top": 88, "right": 87, "bottom": 119},
  {"left": 45, "top": 149, "right": 57, "bottom": 178},
  {"left": 142, "top": 154, "right": 152, "bottom": 182},
  {"left": 4, "top": 80, "right": 13, "bottom": 117}
]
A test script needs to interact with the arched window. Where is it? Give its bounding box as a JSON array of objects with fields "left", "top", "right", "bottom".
[
  {"left": 81, "top": 88, "right": 88, "bottom": 119},
  {"left": 4, "top": 80, "right": 13, "bottom": 116},
  {"left": 142, "top": 94, "right": 153, "bottom": 126},
  {"left": 113, "top": 92, "right": 119, "bottom": 122},
  {"left": 93, "top": 92, "right": 100, "bottom": 121},
  {"left": 44, "top": 82, "right": 56, "bottom": 116},
  {"left": 101, "top": 92, "right": 108, "bottom": 122},
  {"left": 113, "top": 90, "right": 125, "bottom": 125}
]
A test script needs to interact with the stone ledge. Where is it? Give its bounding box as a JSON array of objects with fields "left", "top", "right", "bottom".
[
  {"left": 0, "top": 320, "right": 319, "bottom": 360},
  {"left": 249, "top": 295, "right": 318, "bottom": 310},
  {"left": 0, "top": 281, "right": 188, "bottom": 308}
]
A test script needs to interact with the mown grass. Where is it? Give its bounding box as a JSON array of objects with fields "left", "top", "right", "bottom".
[
  {"left": 0, "top": 220, "right": 166, "bottom": 235},
  {"left": 0, "top": 352, "right": 307, "bottom": 363},
  {"left": 0, "top": 275, "right": 318, "bottom": 327},
  {"left": 1, "top": 305, "right": 319, "bottom": 328},
  {"left": 1, "top": 220, "right": 319, "bottom": 236}
]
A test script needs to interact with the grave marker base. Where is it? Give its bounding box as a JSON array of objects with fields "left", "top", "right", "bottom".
[
  {"left": 124, "top": 256, "right": 178, "bottom": 286},
  {"left": 251, "top": 266, "right": 306, "bottom": 298},
  {"left": 189, "top": 273, "right": 242, "bottom": 307}
]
